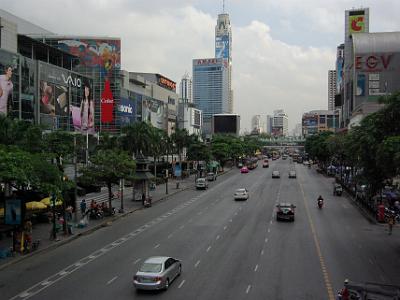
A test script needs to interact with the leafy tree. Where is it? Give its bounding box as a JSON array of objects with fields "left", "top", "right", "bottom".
[
  {"left": 80, "top": 150, "right": 136, "bottom": 209},
  {"left": 171, "top": 128, "right": 190, "bottom": 164},
  {"left": 121, "top": 122, "right": 152, "bottom": 156}
]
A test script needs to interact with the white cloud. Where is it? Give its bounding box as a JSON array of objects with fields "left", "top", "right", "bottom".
[{"left": 233, "top": 20, "right": 335, "bottom": 131}]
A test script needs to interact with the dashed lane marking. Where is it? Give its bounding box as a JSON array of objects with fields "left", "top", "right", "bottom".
[
  {"left": 178, "top": 280, "right": 186, "bottom": 289},
  {"left": 254, "top": 265, "right": 259, "bottom": 272},
  {"left": 154, "top": 244, "right": 160, "bottom": 249},
  {"left": 195, "top": 260, "right": 200, "bottom": 268},
  {"left": 106, "top": 276, "right": 118, "bottom": 285},
  {"left": 216, "top": 235, "right": 220, "bottom": 240},
  {"left": 206, "top": 246, "right": 212, "bottom": 252},
  {"left": 246, "top": 285, "right": 251, "bottom": 294},
  {"left": 133, "top": 259, "right": 141, "bottom": 265}
]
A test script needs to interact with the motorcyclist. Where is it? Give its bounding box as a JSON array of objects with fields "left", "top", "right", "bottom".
[
  {"left": 317, "top": 195, "right": 324, "bottom": 207},
  {"left": 338, "top": 279, "right": 350, "bottom": 300}
]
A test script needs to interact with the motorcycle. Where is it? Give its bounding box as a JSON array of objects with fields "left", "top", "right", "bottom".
[{"left": 317, "top": 198, "right": 324, "bottom": 209}]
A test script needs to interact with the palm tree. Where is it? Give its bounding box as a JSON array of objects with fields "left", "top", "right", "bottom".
[{"left": 171, "top": 128, "right": 190, "bottom": 165}]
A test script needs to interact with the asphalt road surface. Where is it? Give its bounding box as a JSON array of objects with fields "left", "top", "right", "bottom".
[{"left": 1, "top": 159, "right": 399, "bottom": 300}]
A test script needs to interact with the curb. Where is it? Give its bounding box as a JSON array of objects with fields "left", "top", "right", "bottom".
[{"left": 0, "top": 169, "right": 233, "bottom": 270}]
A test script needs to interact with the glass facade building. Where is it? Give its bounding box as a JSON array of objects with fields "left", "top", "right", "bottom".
[{"left": 192, "top": 58, "right": 228, "bottom": 134}]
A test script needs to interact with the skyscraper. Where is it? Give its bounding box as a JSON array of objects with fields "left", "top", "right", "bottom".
[
  {"left": 215, "top": 11, "right": 233, "bottom": 113},
  {"left": 193, "top": 58, "right": 229, "bottom": 134},
  {"left": 328, "top": 70, "right": 336, "bottom": 110},
  {"left": 179, "top": 73, "right": 192, "bottom": 103}
]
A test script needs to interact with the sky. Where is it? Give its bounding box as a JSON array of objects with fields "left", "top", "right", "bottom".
[{"left": 1, "top": 0, "right": 399, "bottom": 132}]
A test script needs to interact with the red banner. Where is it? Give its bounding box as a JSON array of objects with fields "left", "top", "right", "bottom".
[{"left": 101, "top": 80, "right": 114, "bottom": 123}]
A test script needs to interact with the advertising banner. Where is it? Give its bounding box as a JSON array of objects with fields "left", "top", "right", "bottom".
[
  {"left": 118, "top": 97, "right": 135, "bottom": 126},
  {"left": 0, "top": 49, "right": 19, "bottom": 117},
  {"left": 215, "top": 35, "right": 230, "bottom": 59},
  {"left": 356, "top": 74, "right": 366, "bottom": 96},
  {"left": 101, "top": 80, "right": 114, "bottom": 123},
  {"left": 5, "top": 199, "right": 23, "bottom": 225},
  {"left": 56, "top": 39, "right": 121, "bottom": 77},
  {"left": 336, "top": 57, "right": 344, "bottom": 94},
  {"left": 142, "top": 98, "right": 164, "bottom": 129}
]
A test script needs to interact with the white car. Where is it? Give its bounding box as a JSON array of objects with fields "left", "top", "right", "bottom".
[
  {"left": 195, "top": 178, "right": 208, "bottom": 190},
  {"left": 234, "top": 188, "right": 249, "bottom": 200}
]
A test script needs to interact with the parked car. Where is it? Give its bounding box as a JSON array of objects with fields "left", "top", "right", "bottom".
[
  {"left": 262, "top": 160, "right": 269, "bottom": 168},
  {"left": 234, "top": 188, "right": 249, "bottom": 201},
  {"left": 195, "top": 178, "right": 208, "bottom": 190},
  {"left": 207, "top": 172, "right": 217, "bottom": 181},
  {"left": 133, "top": 256, "right": 182, "bottom": 291},
  {"left": 237, "top": 162, "right": 243, "bottom": 168},
  {"left": 276, "top": 203, "right": 296, "bottom": 221},
  {"left": 288, "top": 170, "right": 296, "bottom": 178},
  {"left": 272, "top": 170, "right": 280, "bottom": 178},
  {"left": 240, "top": 166, "right": 249, "bottom": 173}
]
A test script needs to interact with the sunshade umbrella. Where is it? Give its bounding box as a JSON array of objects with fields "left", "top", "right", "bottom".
[{"left": 26, "top": 201, "right": 47, "bottom": 210}]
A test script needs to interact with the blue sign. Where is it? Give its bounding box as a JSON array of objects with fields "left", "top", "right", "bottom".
[
  {"left": 174, "top": 165, "right": 182, "bottom": 177},
  {"left": 5, "top": 199, "right": 22, "bottom": 225},
  {"left": 118, "top": 97, "right": 136, "bottom": 125},
  {"left": 215, "top": 35, "right": 230, "bottom": 59}
]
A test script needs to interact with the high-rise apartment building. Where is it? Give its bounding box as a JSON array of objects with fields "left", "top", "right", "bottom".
[
  {"left": 179, "top": 73, "right": 192, "bottom": 103},
  {"left": 272, "top": 110, "right": 288, "bottom": 137},
  {"left": 328, "top": 70, "right": 337, "bottom": 110}
]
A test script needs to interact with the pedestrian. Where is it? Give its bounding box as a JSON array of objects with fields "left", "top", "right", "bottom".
[
  {"left": 80, "top": 199, "right": 87, "bottom": 217},
  {"left": 142, "top": 193, "right": 146, "bottom": 206},
  {"left": 388, "top": 213, "right": 395, "bottom": 235}
]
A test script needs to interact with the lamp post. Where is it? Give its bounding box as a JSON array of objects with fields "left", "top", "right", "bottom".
[{"left": 119, "top": 178, "right": 124, "bottom": 213}]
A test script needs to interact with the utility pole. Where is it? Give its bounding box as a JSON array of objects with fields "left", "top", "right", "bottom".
[
  {"left": 119, "top": 178, "right": 124, "bottom": 213},
  {"left": 165, "top": 169, "right": 169, "bottom": 194}
]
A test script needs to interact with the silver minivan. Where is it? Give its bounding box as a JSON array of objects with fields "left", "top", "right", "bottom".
[{"left": 207, "top": 172, "right": 217, "bottom": 181}]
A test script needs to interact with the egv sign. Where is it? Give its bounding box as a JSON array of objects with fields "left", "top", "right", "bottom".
[{"left": 355, "top": 54, "right": 393, "bottom": 72}]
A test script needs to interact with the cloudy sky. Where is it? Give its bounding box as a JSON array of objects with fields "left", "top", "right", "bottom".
[{"left": 1, "top": 0, "right": 399, "bottom": 132}]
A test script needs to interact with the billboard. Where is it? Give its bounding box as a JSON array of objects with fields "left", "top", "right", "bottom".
[
  {"left": 213, "top": 115, "right": 239, "bottom": 135},
  {"left": 215, "top": 35, "right": 230, "bottom": 59},
  {"left": 192, "top": 109, "right": 201, "bottom": 127},
  {"left": 101, "top": 80, "right": 114, "bottom": 123},
  {"left": 39, "top": 62, "right": 95, "bottom": 133},
  {"left": 349, "top": 11, "right": 366, "bottom": 34},
  {"left": 118, "top": 97, "right": 135, "bottom": 126},
  {"left": 142, "top": 97, "right": 165, "bottom": 130},
  {"left": 0, "top": 50, "right": 19, "bottom": 117},
  {"left": 56, "top": 39, "right": 121, "bottom": 76},
  {"left": 157, "top": 74, "right": 176, "bottom": 91},
  {"left": 336, "top": 57, "right": 344, "bottom": 94}
]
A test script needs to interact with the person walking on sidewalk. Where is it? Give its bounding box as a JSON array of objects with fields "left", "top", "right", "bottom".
[
  {"left": 388, "top": 213, "right": 395, "bottom": 235},
  {"left": 80, "top": 199, "right": 87, "bottom": 217}
]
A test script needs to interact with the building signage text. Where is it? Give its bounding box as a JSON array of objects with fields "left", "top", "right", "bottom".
[
  {"left": 196, "top": 58, "right": 218, "bottom": 65},
  {"left": 158, "top": 76, "right": 176, "bottom": 91},
  {"left": 355, "top": 54, "right": 393, "bottom": 71}
]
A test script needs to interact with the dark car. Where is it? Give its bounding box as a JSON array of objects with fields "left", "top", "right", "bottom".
[{"left": 276, "top": 203, "right": 296, "bottom": 221}]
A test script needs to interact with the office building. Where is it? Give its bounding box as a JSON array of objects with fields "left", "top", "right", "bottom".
[
  {"left": 272, "top": 110, "right": 288, "bottom": 137},
  {"left": 179, "top": 73, "right": 192, "bottom": 103},
  {"left": 192, "top": 58, "right": 229, "bottom": 135},
  {"left": 302, "top": 110, "right": 339, "bottom": 137}
]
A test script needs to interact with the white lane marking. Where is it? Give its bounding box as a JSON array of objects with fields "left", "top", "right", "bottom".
[
  {"left": 224, "top": 226, "right": 227, "bottom": 230},
  {"left": 254, "top": 265, "right": 259, "bottom": 272},
  {"left": 268, "top": 228, "right": 271, "bottom": 233},
  {"left": 261, "top": 250, "right": 264, "bottom": 255},
  {"left": 230, "top": 219, "right": 233, "bottom": 222},
  {"left": 154, "top": 244, "right": 160, "bottom": 249},
  {"left": 270, "top": 220, "right": 273, "bottom": 224},
  {"left": 133, "top": 258, "right": 141, "bottom": 265},
  {"left": 178, "top": 280, "right": 186, "bottom": 289},
  {"left": 234, "top": 212, "right": 238, "bottom": 216},
  {"left": 40, "top": 281, "right": 51, "bottom": 286},
  {"left": 195, "top": 260, "right": 201, "bottom": 268},
  {"left": 206, "top": 246, "right": 212, "bottom": 252},
  {"left": 168, "top": 234, "right": 173, "bottom": 239},
  {"left": 216, "top": 235, "right": 220, "bottom": 240},
  {"left": 106, "top": 276, "right": 118, "bottom": 285},
  {"left": 265, "top": 238, "right": 268, "bottom": 243},
  {"left": 198, "top": 211, "right": 202, "bottom": 215},
  {"left": 180, "top": 225, "right": 185, "bottom": 230},
  {"left": 246, "top": 285, "right": 251, "bottom": 294}
]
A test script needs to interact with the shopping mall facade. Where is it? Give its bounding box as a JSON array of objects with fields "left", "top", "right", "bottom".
[{"left": 0, "top": 9, "right": 179, "bottom": 135}]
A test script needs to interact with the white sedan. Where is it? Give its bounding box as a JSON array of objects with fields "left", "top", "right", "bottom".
[{"left": 234, "top": 188, "right": 249, "bottom": 201}]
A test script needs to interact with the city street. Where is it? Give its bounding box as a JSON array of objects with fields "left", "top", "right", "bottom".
[{"left": 1, "top": 159, "right": 399, "bottom": 300}]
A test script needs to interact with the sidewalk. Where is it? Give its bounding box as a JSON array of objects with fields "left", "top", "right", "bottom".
[{"left": 0, "top": 173, "right": 198, "bottom": 270}]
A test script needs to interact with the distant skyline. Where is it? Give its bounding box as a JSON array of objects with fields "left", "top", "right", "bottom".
[{"left": 1, "top": 0, "right": 399, "bottom": 131}]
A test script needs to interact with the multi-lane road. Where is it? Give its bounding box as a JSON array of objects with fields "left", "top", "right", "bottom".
[{"left": 1, "top": 158, "right": 400, "bottom": 299}]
